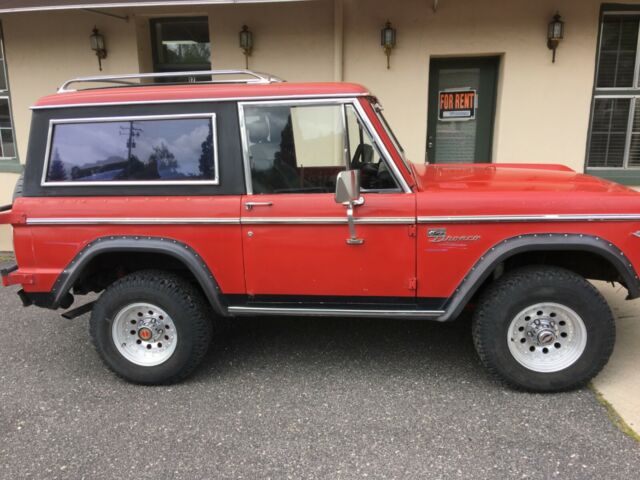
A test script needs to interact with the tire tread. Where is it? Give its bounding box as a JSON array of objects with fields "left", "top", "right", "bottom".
[
  {"left": 472, "top": 266, "right": 615, "bottom": 392},
  {"left": 90, "top": 270, "right": 213, "bottom": 384}
]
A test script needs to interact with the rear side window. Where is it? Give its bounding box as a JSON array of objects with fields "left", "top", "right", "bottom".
[{"left": 42, "top": 114, "right": 218, "bottom": 185}]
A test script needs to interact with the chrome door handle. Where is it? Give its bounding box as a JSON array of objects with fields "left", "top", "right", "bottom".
[
  {"left": 341, "top": 196, "right": 365, "bottom": 208},
  {"left": 244, "top": 201, "right": 273, "bottom": 211}
]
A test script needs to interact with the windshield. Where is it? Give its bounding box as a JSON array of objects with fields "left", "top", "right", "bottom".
[{"left": 371, "top": 100, "right": 412, "bottom": 173}]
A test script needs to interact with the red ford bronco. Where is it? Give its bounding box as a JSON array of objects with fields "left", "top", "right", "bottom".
[{"left": 2, "top": 70, "right": 639, "bottom": 390}]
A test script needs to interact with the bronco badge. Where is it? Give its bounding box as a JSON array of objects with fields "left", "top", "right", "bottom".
[{"left": 427, "top": 228, "right": 481, "bottom": 243}]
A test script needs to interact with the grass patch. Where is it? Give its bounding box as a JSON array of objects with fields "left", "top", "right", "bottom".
[{"left": 590, "top": 384, "right": 640, "bottom": 443}]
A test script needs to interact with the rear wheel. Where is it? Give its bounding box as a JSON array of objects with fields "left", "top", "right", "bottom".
[
  {"left": 472, "top": 266, "right": 615, "bottom": 392},
  {"left": 90, "top": 270, "right": 213, "bottom": 384}
]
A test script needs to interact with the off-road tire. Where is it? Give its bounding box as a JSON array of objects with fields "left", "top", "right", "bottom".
[
  {"left": 90, "top": 270, "right": 213, "bottom": 384},
  {"left": 472, "top": 266, "right": 615, "bottom": 392}
]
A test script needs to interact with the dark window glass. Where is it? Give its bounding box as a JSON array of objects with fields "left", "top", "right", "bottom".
[
  {"left": 151, "top": 17, "right": 211, "bottom": 83},
  {"left": 244, "top": 104, "right": 347, "bottom": 194},
  {"left": 345, "top": 105, "right": 398, "bottom": 190},
  {"left": 627, "top": 102, "right": 640, "bottom": 167},
  {"left": 45, "top": 117, "right": 216, "bottom": 183},
  {"left": 0, "top": 22, "right": 16, "bottom": 162},
  {"left": 243, "top": 104, "right": 399, "bottom": 194},
  {"left": 587, "top": 98, "right": 630, "bottom": 168},
  {"left": 597, "top": 16, "right": 639, "bottom": 88}
]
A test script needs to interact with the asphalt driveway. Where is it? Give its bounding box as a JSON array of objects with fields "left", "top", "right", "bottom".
[{"left": 0, "top": 262, "right": 638, "bottom": 479}]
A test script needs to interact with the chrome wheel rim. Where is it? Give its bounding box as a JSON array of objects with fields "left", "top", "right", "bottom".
[
  {"left": 507, "top": 302, "right": 587, "bottom": 373},
  {"left": 112, "top": 302, "right": 178, "bottom": 367}
]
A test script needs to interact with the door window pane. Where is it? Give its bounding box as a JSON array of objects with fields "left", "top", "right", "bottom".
[
  {"left": 244, "top": 104, "right": 346, "bottom": 194},
  {"left": 45, "top": 116, "right": 216, "bottom": 183},
  {"left": 435, "top": 68, "right": 480, "bottom": 163},
  {"left": 345, "top": 105, "right": 397, "bottom": 190}
]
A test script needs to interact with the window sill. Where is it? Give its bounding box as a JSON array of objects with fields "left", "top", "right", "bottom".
[
  {"left": 0, "top": 160, "right": 22, "bottom": 174},
  {"left": 585, "top": 168, "right": 640, "bottom": 186}
]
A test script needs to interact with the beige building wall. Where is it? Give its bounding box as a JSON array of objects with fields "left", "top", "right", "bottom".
[{"left": 0, "top": 0, "right": 638, "bottom": 250}]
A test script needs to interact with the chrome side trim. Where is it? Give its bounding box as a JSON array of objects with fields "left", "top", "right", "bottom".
[
  {"left": 248, "top": 216, "right": 414, "bottom": 225},
  {"left": 26, "top": 216, "right": 415, "bottom": 226},
  {"left": 228, "top": 306, "right": 445, "bottom": 318},
  {"left": 418, "top": 214, "right": 640, "bottom": 223},
  {"left": 31, "top": 93, "right": 371, "bottom": 110},
  {"left": 41, "top": 113, "right": 220, "bottom": 187},
  {"left": 26, "top": 217, "right": 241, "bottom": 226},
  {"left": 242, "top": 217, "right": 415, "bottom": 225}
]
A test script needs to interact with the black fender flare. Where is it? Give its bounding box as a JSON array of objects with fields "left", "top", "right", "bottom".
[
  {"left": 438, "top": 233, "right": 640, "bottom": 322},
  {"left": 51, "top": 235, "right": 227, "bottom": 315}
]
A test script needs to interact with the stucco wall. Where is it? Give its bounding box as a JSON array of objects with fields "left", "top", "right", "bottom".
[{"left": 0, "top": 0, "right": 637, "bottom": 250}]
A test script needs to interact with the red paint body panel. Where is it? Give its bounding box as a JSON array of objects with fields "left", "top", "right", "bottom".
[
  {"left": 241, "top": 193, "right": 416, "bottom": 297},
  {"left": 414, "top": 164, "right": 640, "bottom": 298},
  {"left": 5, "top": 84, "right": 640, "bottom": 309},
  {"left": 8, "top": 196, "right": 245, "bottom": 294},
  {"left": 35, "top": 82, "right": 370, "bottom": 108}
]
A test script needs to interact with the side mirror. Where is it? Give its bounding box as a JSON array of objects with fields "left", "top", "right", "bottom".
[{"left": 335, "top": 170, "right": 361, "bottom": 204}]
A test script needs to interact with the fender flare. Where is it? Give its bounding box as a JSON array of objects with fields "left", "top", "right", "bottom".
[
  {"left": 51, "top": 235, "right": 227, "bottom": 315},
  {"left": 438, "top": 233, "right": 640, "bottom": 322}
]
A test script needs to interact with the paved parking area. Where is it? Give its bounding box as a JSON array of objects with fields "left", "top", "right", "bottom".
[{"left": 0, "top": 260, "right": 639, "bottom": 479}]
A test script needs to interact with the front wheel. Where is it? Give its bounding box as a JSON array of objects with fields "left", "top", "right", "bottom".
[
  {"left": 90, "top": 270, "right": 213, "bottom": 384},
  {"left": 472, "top": 266, "right": 615, "bottom": 392}
]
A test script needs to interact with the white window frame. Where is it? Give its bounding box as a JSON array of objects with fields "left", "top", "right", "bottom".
[{"left": 41, "top": 113, "right": 219, "bottom": 186}]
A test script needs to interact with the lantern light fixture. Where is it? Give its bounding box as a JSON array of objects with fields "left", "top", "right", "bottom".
[
  {"left": 239, "top": 25, "right": 254, "bottom": 69},
  {"left": 547, "top": 12, "right": 564, "bottom": 63},
  {"left": 90, "top": 27, "right": 107, "bottom": 71},
  {"left": 381, "top": 21, "right": 396, "bottom": 69}
]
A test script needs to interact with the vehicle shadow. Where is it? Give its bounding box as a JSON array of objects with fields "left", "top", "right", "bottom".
[{"left": 194, "top": 313, "right": 488, "bottom": 384}]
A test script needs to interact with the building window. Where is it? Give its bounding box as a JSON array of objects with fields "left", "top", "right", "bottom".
[
  {"left": 587, "top": 12, "right": 640, "bottom": 183},
  {"left": 43, "top": 114, "right": 218, "bottom": 186},
  {"left": 150, "top": 17, "right": 211, "bottom": 82},
  {"left": 0, "top": 22, "right": 19, "bottom": 171}
]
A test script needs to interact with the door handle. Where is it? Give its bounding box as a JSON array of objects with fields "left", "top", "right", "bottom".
[{"left": 244, "top": 201, "right": 273, "bottom": 211}]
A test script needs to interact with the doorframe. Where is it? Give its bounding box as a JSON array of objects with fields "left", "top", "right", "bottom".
[{"left": 426, "top": 56, "right": 500, "bottom": 164}]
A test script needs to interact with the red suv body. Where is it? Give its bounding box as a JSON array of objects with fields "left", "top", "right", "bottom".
[{"left": 2, "top": 71, "right": 639, "bottom": 389}]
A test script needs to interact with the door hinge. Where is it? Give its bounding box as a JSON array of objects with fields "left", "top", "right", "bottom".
[
  {"left": 408, "top": 225, "right": 417, "bottom": 237},
  {"left": 408, "top": 277, "right": 417, "bottom": 291}
]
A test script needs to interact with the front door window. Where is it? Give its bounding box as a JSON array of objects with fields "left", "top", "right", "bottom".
[
  {"left": 242, "top": 102, "right": 400, "bottom": 195},
  {"left": 243, "top": 104, "right": 346, "bottom": 194}
]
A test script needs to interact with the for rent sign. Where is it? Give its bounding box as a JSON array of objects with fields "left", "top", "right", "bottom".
[{"left": 438, "top": 89, "right": 477, "bottom": 121}]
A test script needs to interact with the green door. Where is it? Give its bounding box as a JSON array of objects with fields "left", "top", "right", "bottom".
[{"left": 426, "top": 57, "right": 499, "bottom": 163}]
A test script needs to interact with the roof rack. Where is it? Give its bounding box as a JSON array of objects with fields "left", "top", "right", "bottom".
[{"left": 57, "top": 70, "right": 285, "bottom": 93}]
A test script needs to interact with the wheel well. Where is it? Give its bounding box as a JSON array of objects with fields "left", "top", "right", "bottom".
[
  {"left": 72, "top": 251, "right": 202, "bottom": 297},
  {"left": 471, "top": 249, "right": 627, "bottom": 305}
]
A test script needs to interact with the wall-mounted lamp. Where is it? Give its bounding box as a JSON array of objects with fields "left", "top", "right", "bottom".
[
  {"left": 381, "top": 21, "right": 396, "bottom": 69},
  {"left": 547, "top": 12, "right": 564, "bottom": 63},
  {"left": 90, "top": 27, "right": 107, "bottom": 71},
  {"left": 239, "top": 25, "right": 254, "bottom": 69}
]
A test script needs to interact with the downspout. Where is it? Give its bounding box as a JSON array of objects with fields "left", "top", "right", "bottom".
[{"left": 333, "top": 0, "right": 344, "bottom": 81}]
